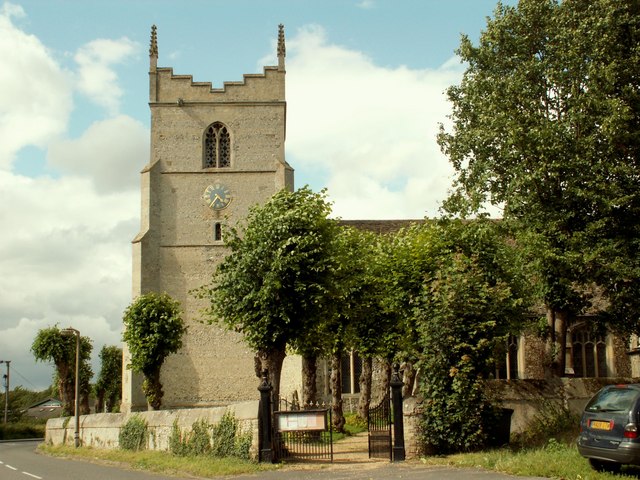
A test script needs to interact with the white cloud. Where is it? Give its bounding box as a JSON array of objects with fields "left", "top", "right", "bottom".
[
  {"left": 0, "top": 3, "right": 73, "bottom": 170},
  {"left": 0, "top": 170, "right": 138, "bottom": 389},
  {"left": 0, "top": 6, "right": 146, "bottom": 390},
  {"left": 1, "top": 1, "right": 24, "bottom": 18},
  {"left": 74, "top": 37, "right": 139, "bottom": 115},
  {"left": 285, "top": 25, "right": 464, "bottom": 219},
  {"left": 0, "top": 316, "right": 122, "bottom": 391},
  {"left": 47, "top": 115, "right": 149, "bottom": 193}
]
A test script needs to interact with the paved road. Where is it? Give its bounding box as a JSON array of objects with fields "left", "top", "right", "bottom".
[
  {"left": 0, "top": 440, "right": 547, "bottom": 480},
  {"left": 0, "top": 440, "right": 177, "bottom": 480},
  {"left": 237, "top": 463, "right": 548, "bottom": 480}
]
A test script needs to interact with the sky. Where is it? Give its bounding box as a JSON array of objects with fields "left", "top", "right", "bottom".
[{"left": 0, "top": 0, "right": 517, "bottom": 392}]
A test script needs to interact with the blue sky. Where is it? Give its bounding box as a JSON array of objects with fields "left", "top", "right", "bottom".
[{"left": 0, "top": 0, "right": 515, "bottom": 391}]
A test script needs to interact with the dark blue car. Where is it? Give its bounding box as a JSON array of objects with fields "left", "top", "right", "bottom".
[{"left": 578, "top": 384, "right": 640, "bottom": 472}]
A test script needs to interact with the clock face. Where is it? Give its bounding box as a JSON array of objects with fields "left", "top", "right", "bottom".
[{"left": 203, "top": 184, "right": 231, "bottom": 210}]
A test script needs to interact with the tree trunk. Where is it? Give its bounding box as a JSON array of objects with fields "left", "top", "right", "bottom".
[
  {"left": 106, "top": 392, "right": 118, "bottom": 413},
  {"left": 301, "top": 354, "right": 317, "bottom": 407},
  {"left": 143, "top": 369, "right": 163, "bottom": 410},
  {"left": 81, "top": 391, "right": 91, "bottom": 415},
  {"left": 377, "top": 359, "right": 392, "bottom": 403},
  {"left": 56, "top": 364, "right": 74, "bottom": 416},
  {"left": 357, "top": 356, "right": 372, "bottom": 420},
  {"left": 555, "top": 309, "right": 568, "bottom": 376},
  {"left": 545, "top": 307, "right": 568, "bottom": 377},
  {"left": 258, "top": 347, "right": 286, "bottom": 408},
  {"left": 95, "top": 388, "right": 105, "bottom": 413},
  {"left": 330, "top": 351, "right": 345, "bottom": 433},
  {"left": 545, "top": 307, "right": 556, "bottom": 377},
  {"left": 402, "top": 361, "right": 416, "bottom": 398}
]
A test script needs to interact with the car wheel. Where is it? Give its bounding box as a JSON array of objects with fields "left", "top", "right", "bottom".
[{"left": 589, "top": 458, "right": 621, "bottom": 473}]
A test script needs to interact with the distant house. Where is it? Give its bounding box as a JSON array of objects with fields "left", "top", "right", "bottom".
[{"left": 25, "top": 398, "right": 63, "bottom": 419}]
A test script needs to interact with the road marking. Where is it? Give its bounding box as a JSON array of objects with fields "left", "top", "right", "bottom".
[
  {"left": 7, "top": 464, "right": 17, "bottom": 470},
  {"left": 23, "top": 472, "right": 43, "bottom": 479}
]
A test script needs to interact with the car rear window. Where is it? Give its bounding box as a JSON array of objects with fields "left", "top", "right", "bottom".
[{"left": 586, "top": 387, "right": 640, "bottom": 413}]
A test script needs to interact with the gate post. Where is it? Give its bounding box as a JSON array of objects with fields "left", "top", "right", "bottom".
[
  {"left": 390, "top": 364, "right": 405, "bottom": 462},
  {"left": 258, "top": 369, "right": 273, "bottom": 463}
]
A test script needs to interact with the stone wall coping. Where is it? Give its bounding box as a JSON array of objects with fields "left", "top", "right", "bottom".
[{"left": 486, "top": 377, "right": 640, "bottom": 401}]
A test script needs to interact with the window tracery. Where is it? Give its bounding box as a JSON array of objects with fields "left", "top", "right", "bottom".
[
  {"left": 204, "top": 122, "right": 230, "bottom": 168},
  {"left": 570, "top": 328, "right": 607, "bottom": 377}
]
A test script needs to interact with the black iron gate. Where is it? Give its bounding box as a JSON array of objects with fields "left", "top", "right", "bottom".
[
  {"left": 273, "top": 407, "right": 333, "bottom": 462},
  {"left": 258, "top": 372, "right": 334, "bottom": 463},
  {"left": 367, "top": 393, "right": 392, "bottom": 460},
  {"left": 258, "top": 367, "right": 403, "bottom": 464}
]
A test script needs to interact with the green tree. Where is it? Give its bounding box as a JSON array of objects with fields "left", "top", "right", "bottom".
[
  {"left": 438, "top": 0, "right": 640, "bottom": 374},
  {"left": 94, "top": 345, "right": 122, "bottom": 412},
  {"left": 122, "top": 292, "right": 186, "bottom": 410},
  {"left": 315, "top": 226, "right": 369, "bottom": 431},
  {"left": 201, "top": 186, "right": 339, "bottom": 403},
  {"left": 383, "top": 221, "right": 450, "bottom": 395},
  {"left": 331, "top": 227, "right": 399, "bottom": 424},
  {"left": 415, "top": 219, "right": 529, "bottom": 453},
  {"left": 31, "top": 326, "right": 93, "bottom": 416},
  {"left": 0, "top": 386, "right": 54, "bottom": 422}
]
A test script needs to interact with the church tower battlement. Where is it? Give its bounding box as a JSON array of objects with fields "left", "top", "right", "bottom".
[{"left": 123, "top": 25, "right": 296, "bottom": 412}]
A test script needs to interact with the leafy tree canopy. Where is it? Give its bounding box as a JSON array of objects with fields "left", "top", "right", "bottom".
[
  {"left": 414, "top": 219, "right": 530, "bottom": 453},
  {"left": 203, "top": 186, "right": 339, "bottom": 354},
  {"left": 31, "top": 326, "right": 93, "bottom": 415},
  {"left": 122, "top": 292, "right": 185, "bottom": 409},
  {"left": 439, "top": 0, "right": 640, "bottom": 335},
  {"left": 122, "top": 293, "right": 185, "bottom": 374},
  {"left": 95, "top": 345, "right": 122, "bottom": 412}
]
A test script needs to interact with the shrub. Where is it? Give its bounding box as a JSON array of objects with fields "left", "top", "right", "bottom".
[
  {"left": 234, "top": 428, "right": 253, "bottom": 459},
  {"left": 189, "top": 419, "right": 212, "bottom": 456},
  {"left": 169, "top": 419, "right": 188, "bottom": 456},
  {"left": 170, "top": 412, "right": 252, "bottom": 459},
  {"left": 211, "top": 412, "right": 238, "bottom": 457},
  {"left": 119, "top": 415, "right": 148, "bottom": 451},
  {"left": 0, "top": 421, "right": 46, "bottom": 440}
]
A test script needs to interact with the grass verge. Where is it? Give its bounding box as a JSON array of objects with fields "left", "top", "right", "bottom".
[
  {"left": 420, "top": 440, "right": 640, "bottom": 479},
  {"left": 38, "top": 444, "right": 280, "bottom": 478}
]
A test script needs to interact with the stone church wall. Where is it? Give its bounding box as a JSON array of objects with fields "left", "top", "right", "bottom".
[{"left": 123, "top": 25, "right": 297, "bottom": 412}]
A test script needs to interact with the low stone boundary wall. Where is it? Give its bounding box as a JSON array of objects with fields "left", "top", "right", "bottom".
[
  {"left": 45, "top": 400, "right": 259, "bottom": 453},
  {"left": 487, "top": 377, "right": 637, "bottom": 433},
  {"left": 46, "top": 378, "right": 637, "bottom": 460},
  {"left": 401, "top": 377, "right": 639, "bottom": 456}
]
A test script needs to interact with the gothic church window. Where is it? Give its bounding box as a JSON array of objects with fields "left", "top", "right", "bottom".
[
  {"left": 214, "top": 222, "right": 222, "bottom": 241},
  {"left": 204, "top": 122, "right": 230, "bottom": 168},
  {"left": 570, "top": 328, "right": 608, "bottom": 377}
]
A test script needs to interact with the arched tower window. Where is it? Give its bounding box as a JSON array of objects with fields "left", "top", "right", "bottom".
[{"left": 204, "top": 122, "right": 230, "bottom": 168}]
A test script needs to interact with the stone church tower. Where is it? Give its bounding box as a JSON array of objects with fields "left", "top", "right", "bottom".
[{"left": 122, "top": 25, "right": 296, "bottom": 412}]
